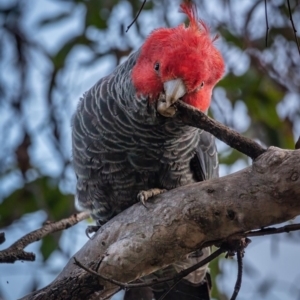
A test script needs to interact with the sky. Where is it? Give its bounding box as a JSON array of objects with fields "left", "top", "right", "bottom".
[{"left": 0, "top": 0, "right": 300, "bottom": 299}]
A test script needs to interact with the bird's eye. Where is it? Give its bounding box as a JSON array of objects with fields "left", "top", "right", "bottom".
[
  {"left": 195, "top": 82, "right": 205, "bottom": 92},
  {"left": 154, "top": 62, "right": 160, "bottom": 72}
]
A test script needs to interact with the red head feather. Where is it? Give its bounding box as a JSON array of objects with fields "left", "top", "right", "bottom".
[{"left": 131, "top": 2, "right": 225, "bottom": 112}]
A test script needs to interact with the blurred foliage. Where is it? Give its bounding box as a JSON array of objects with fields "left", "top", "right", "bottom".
[
  {"left": 0, "top": 0, "right": 299, "bottom": 298},
  {"left": 0, "top": 177, "right": 74, "bottom": 227},
  {"left": 209, "top": 250, "right": 228, "bottom": 300}
]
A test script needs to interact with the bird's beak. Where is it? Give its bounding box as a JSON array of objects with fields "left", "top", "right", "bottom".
[
  {"left": 157, "top": 79, "right": 186, "bottom": 117},
  {"left": 164, "top": 79, "right": 186, "bottom": 104}
]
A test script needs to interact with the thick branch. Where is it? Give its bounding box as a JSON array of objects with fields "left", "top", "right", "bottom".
[
  {"left": 0, "top": 212, "right": 89, "bottom": 263},
  {"left": 22, "top": 147, "right": 300, "bottom": 299}
]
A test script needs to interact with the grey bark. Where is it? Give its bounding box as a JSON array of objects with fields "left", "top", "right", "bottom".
[{"left": 21, "top": 147, "right": 300, "bottom": 300}]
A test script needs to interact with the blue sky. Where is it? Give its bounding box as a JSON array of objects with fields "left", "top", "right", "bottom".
[{"left": 0, "top": 0, "right": 300, "bottom": 299}]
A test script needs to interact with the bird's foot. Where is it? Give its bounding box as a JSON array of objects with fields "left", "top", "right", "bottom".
[
  {"left": 85, "top": 225, "right": 101, "bottom": 240},
  {"left": 137, "top": 188, "right": 167, "bottom": 207}
]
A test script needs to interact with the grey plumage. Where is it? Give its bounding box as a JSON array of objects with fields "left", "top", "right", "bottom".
[
  {"left": 73, "top": 50, "right": 218, "bottom": 221},
  {"left": 72, "top": 49, "right": 218, "bottom": 298}
]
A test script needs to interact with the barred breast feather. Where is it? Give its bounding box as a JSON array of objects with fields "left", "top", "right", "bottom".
[{"left": 72, "top": 50, "right": 218, "bottom": 223}]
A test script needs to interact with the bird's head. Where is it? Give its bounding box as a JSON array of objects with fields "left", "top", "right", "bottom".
[{"left": 131, "top": 2, "right": 225, "bottom": 117}]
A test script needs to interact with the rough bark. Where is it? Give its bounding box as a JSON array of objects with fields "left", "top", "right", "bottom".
[{"left": 22, "top": 147, "right": 300, "bottom": 300}]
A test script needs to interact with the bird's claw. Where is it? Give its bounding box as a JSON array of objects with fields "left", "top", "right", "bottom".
[
  {"left": 138, "top": 193, "right": 148, "bottom": 208},
  {"left": 137, "top": 188, "right": 167, "bottom": 208},
  {"left": 85, "top": 225, "right": 101, "bottom": 240}
]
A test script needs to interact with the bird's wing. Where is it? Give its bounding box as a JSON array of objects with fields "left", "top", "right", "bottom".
[{"left": 191, "top": 129, "right": 219, "bottom": 182}]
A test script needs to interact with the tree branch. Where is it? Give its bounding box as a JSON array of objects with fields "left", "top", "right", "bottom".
[
  {"left": 74, "top": 246, "right": 225, "bottom": 290},
  {"left": 287, "top": 0, "right": 300, "bottom": 56},
  {"left": 264, "top": 0, "right": 269, "bottom": 48},
  {"left": 198, "top": 222, "right": 300, "bottom": 250},
  {"left": 0, "top": 211, "right": 89, "bottom": 263},
  {"left": 21, "top": 146, "right": 300, "bottom": 299},
  {"left": 126, "top": 0, "right": 147, "bottom": 32},
  {"left": 175, "top": 101, "right": 266, "bottom": 159}
]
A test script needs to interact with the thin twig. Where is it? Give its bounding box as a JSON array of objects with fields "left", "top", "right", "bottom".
[
  {"left": 157, "top": 276, "right": 183, "bottom": 300},
  {"left": 126, "top": 0, "right": 147, "bottom": 33},
  {"left": 158, "top": 248, "right": 226, "bottom": 300},
  {"left": 164, "top": 247, "right": 225, "bottom": 286},
  {"left": 74, "top": 257, "right": 128, "bottom": 287},
  {"left": 74, "top": 247, "right": 226, "bottom": 290},
  {"left": 264, "top": 0, "right": 269, "bottom": 47},
  {"left": 287, "top": 0, "right": 300, "bottom": 55},
  {"left": 230, "top": 250, "right": 243, "bottom": 300},
  {"left": 246, "top": 223, "right": 300, "bottom": 237},
  {"left": 175, "top": 101, "right": 266, "bottom": 160},
  {"left": 201, "top": 223, "right": 300, "bottom": 249},
  {"left": 0, "top": 211, "right": 90, "bottom": 263}
]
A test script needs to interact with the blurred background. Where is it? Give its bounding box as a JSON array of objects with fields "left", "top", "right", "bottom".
[{"left": 0, "top": 0, "right": 299, "bottom": 299}]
